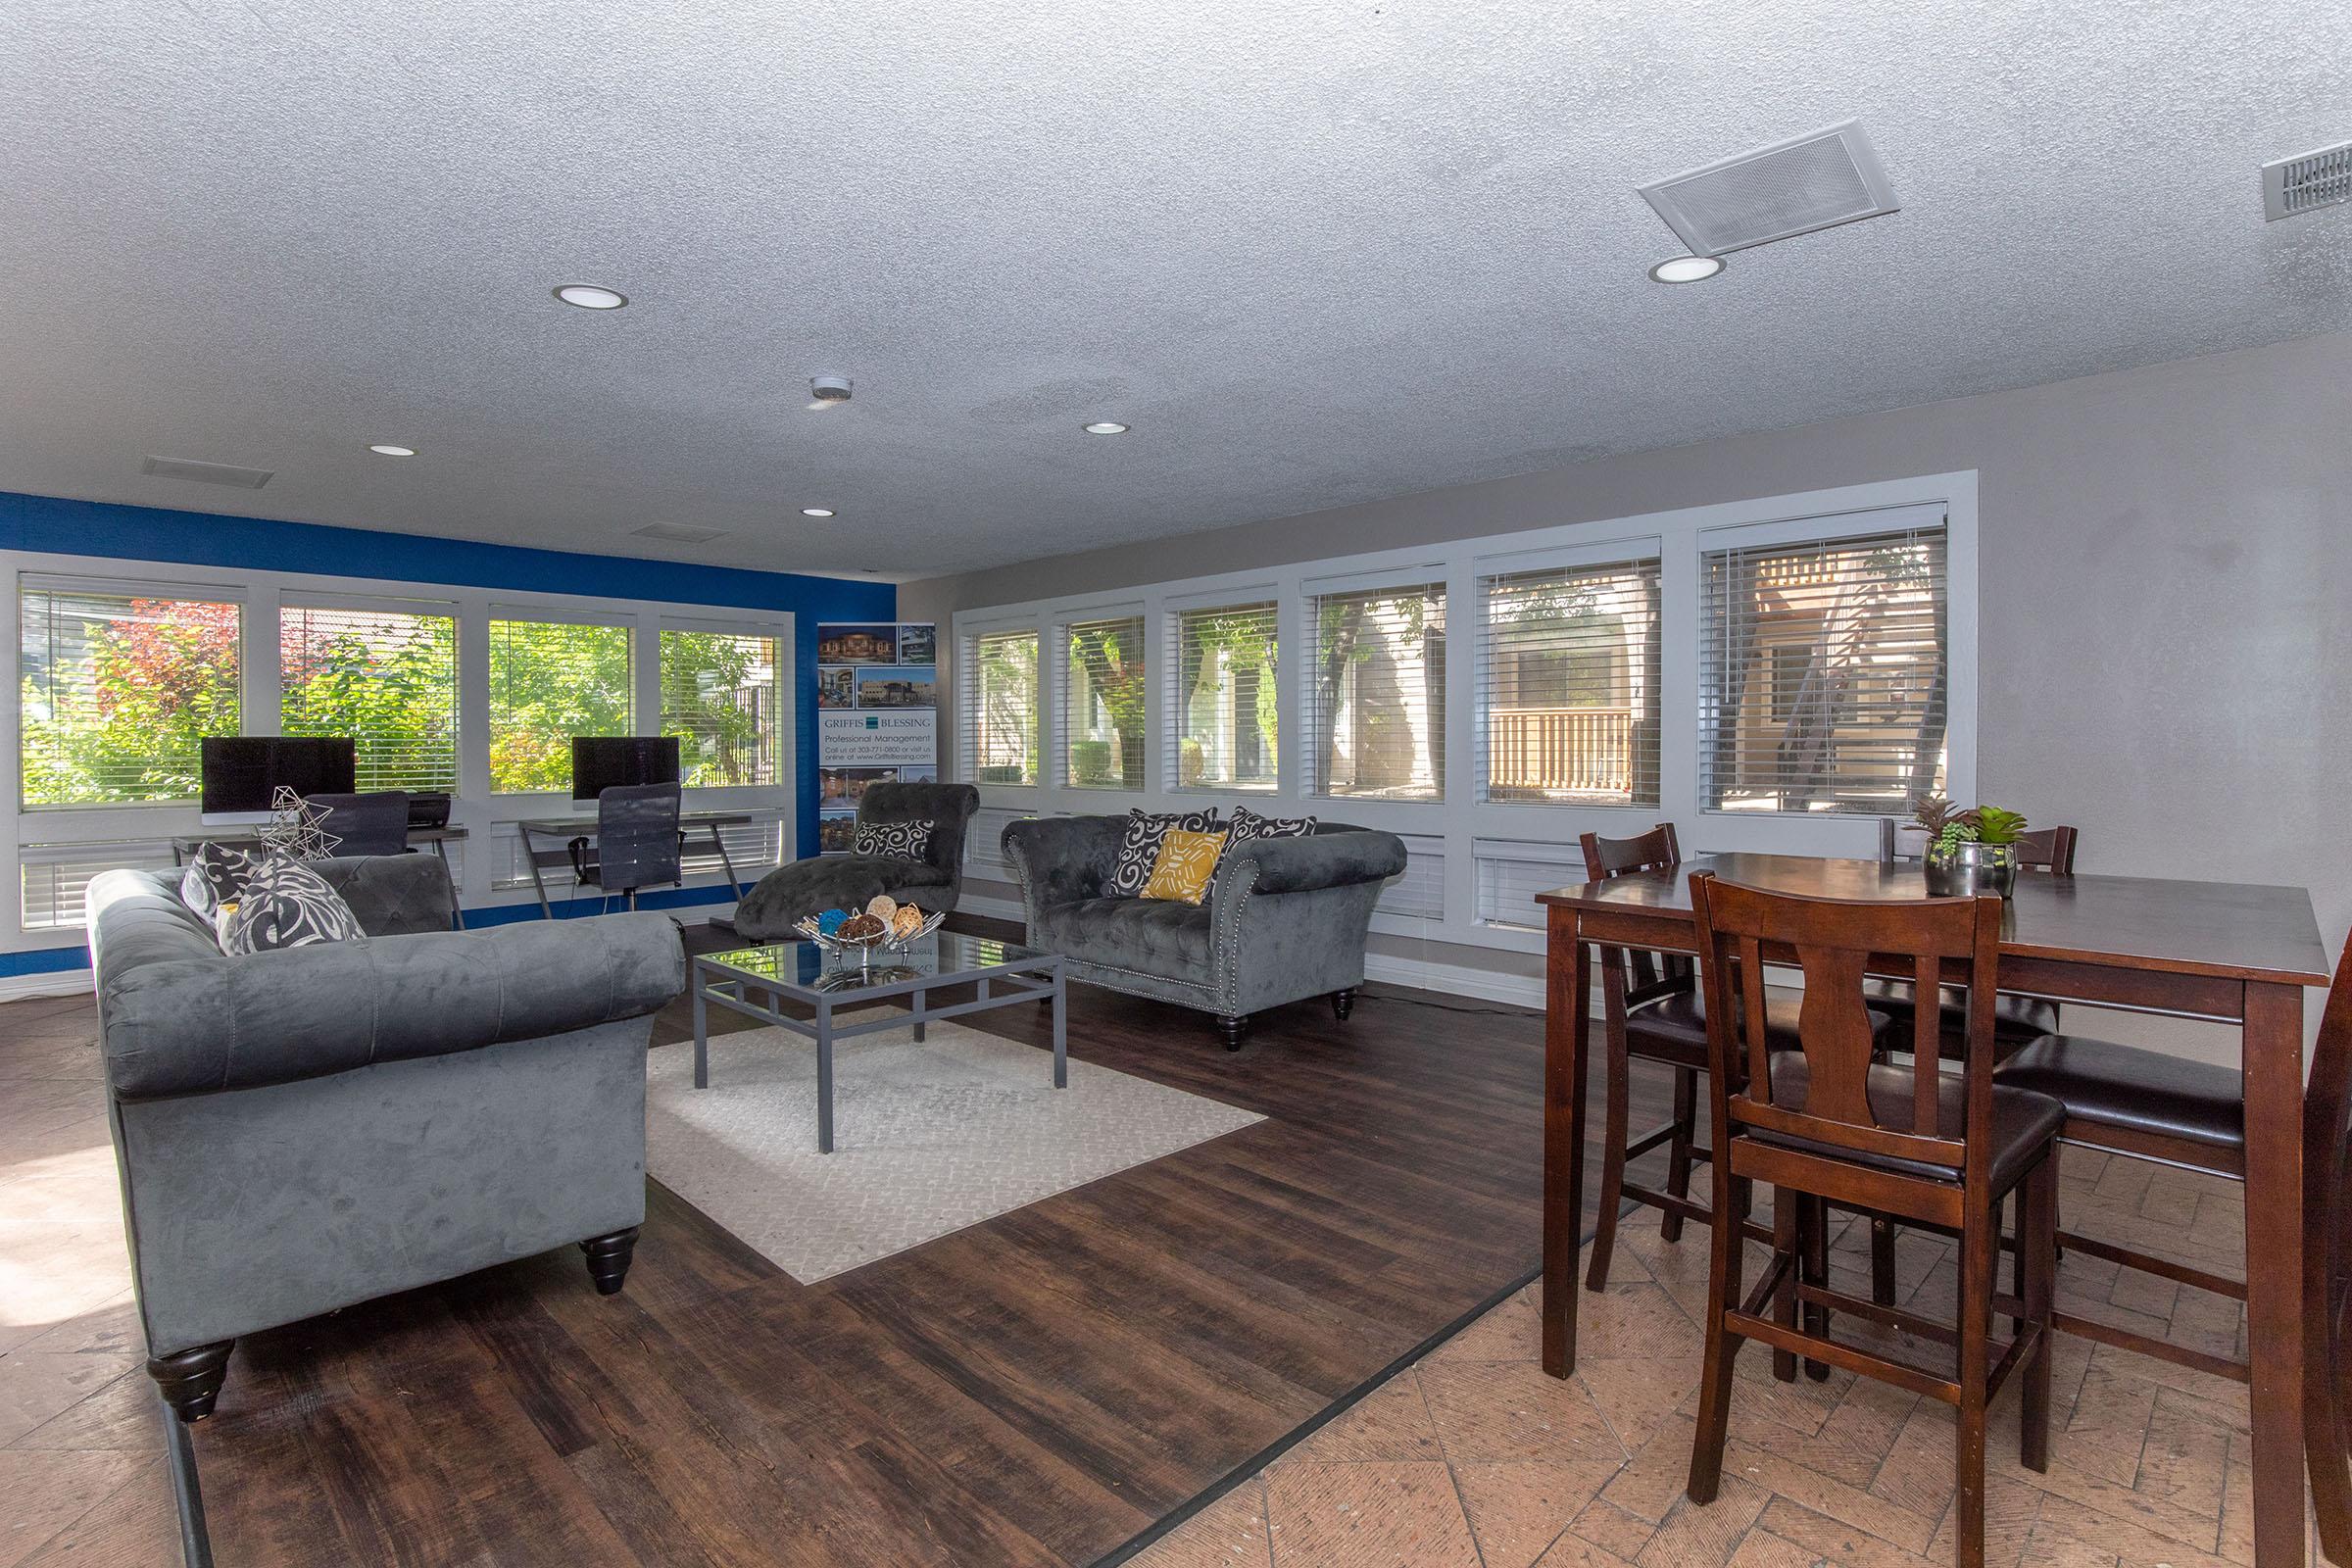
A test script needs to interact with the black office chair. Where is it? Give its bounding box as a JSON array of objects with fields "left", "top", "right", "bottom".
[
  {"left": 568, "top": 782, "right": 683, "bottom": 911},
  {"left": 306, "top": 791, "right": 412, "bottom": 857}
]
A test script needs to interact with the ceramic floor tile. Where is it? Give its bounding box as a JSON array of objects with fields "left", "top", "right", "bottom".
[{"left": 1262, "top": 1460, "right": 1481, "bottom": 1568}]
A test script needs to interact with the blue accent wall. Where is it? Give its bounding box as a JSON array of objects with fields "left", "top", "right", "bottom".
[{"left": 1, "top": 489, "right": 893, "bottom": 973}]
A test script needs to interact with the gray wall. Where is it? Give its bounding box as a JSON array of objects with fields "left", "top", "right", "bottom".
[{"left": 903, "top": 329, "right": 2350, "bottom": 1048}]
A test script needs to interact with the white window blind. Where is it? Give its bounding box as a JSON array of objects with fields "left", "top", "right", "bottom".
[
  {"left": 487, "top": 617, "right": 633, "bottom": 794},
  {"left": 1376, "top": 834, "right": 1447, "bottom": 921},
  {"left": 1168, "top": 601, "right": 1277, "bottom": 793},
  {"left": 1479, "top": 555, "right": 1661, "bottom": 806},
  {"left": 960, "top": 628, "right": 1040, "bottom": 786},
  {"left": 20, "top": 840, "right": 179, "bottom": 930},
  {"left": 279, "top": 602, "right": 460, "bottom": 792},
  {"left": 1700, "top": 516, "right": 1948, "bottom": 814},
  {"left": 661, "top": 628, "right": 782, "bottom": 787},
  {"left": 19, "top": 585, "right": 242, "bottom": 807},
  {"left": 1474, "top": 838, "right": 1587, "bottom": 930},
  {"left": 1304, "top": 580, "right": 1446, "bottom": 800},
  {"left": 1060, "top": 612, "right": 1146, "bottom": 790}
]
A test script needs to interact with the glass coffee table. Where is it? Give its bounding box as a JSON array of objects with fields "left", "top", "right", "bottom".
[{"left": 690, "top": 932, "right": 1066, "bottom": 1153}]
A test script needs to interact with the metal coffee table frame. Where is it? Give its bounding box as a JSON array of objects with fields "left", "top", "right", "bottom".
[{"left": 691, "top": 939, "right": 1066, "bottom": 1153}]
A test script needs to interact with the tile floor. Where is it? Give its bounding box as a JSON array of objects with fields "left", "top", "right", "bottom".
[{"left": 1136, "top": 1139, "right": 2300, "bottom": 1568}]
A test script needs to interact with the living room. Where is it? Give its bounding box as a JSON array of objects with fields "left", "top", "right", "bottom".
[{"left": 4, "top": 5, "right": 2351, "bottom": 1567}]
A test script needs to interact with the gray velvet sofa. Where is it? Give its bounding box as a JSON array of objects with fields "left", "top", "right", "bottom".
[
  {"left": 1001, "top": 814, "right": 1407, "bottom": 1049},
  {"left": 86, "top": 854, "right": 686, "bottom": 1423},
  {"left": 734, "top": 780, "right": 980, "bottom": 940}
]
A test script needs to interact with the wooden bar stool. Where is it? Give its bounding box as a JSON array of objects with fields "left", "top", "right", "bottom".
[
  {"left": 1684, "top": 874, "right": 2063, "bottom": 1568},
  {"left": 1578, "top": 824, "right": 1893, "bottom": 1289},
  {"left": 2301, "top": 932, "right": 2352, "bottom": 1565}
]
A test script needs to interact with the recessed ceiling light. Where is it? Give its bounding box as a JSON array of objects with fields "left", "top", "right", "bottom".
[
  {"left": 553, "top": 284, "right": 628, "bottom": 310},
  {"left": 368, "top": 444, "right": 416, "bottom": 457},
  {"left": 1647, "top": 255, "right": 1725, "bottom": 284},
  {"left": 801, "top": 507, "right": 836, "bottom": 518},
  {"left": 1082, "top": 420, "right": 1129, "bottom": 435}
]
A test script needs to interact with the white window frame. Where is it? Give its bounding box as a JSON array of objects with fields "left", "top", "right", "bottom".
[
  {"left": 955, "top": 612, "right": 1048, "bottom": 800},
  {"left": 1052, "top": 599, "right": 1151, "bottom": 793},
  {"left": 3, "top": 551, "right": 797, "bottom": 955},
  {"left": 950, "top": 472, "right": 1978, "bottom": 956},
  {"left": 1162, "top": 583, "right": 1283, "bottom": 797}
]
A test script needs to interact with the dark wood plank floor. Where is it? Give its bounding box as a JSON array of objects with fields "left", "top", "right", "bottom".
[{"left": 172, "top": 916, "right": 1665, "bottom": 1567}]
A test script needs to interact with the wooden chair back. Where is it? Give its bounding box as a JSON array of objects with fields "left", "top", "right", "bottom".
[
  {"left": 2302, "top": 932, "right": 2352, "bottom": 1565},
  {"left": 1580, "top": 824, "right": 1690, "bottom": 995},
  {"left": 2011, "top": 826, "right": 2079, "bottom": 873},
  {"left": 1689, "top": 873, "right": 2006, "bottom": 1192}
]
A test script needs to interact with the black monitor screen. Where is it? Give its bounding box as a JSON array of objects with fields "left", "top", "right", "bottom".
[
  {"left": 200, "top": 737, "right": 357, "bottom": 813},
  {"left": 571, "top": 736, "right": 681, "bottom": 801}
]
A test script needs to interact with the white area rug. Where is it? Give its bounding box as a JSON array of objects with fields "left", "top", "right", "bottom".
[{"left": 644, "top": 1013, "right": 1262, "bottom": 1283}]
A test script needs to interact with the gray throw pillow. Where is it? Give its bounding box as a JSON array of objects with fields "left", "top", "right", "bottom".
[
  {"left": 1107, "top": 808, "right": 1223, "bottom": 898},
  {"left": 180, "top": 841, "right": 264, "bottom": 922},
  {"left": 217, "top": 858, "right": 367, "bottom": 956},
  {"left": 857, "top": 817, "right": 935, "bottom": 859}
]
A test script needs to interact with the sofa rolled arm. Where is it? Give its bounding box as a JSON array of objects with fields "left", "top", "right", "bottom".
[
  {"left": 1002, "top": 815, "right": 1124, "bottom": 911},
  {"left": 100, "top": 912, "right": 686, "bottom": 1101},
  {"left": 1212, "top": 828, "right": 1408, "bottom": 901}
]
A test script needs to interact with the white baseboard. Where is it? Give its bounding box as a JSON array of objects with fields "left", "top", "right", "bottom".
[
  {"left": 956, "top": 890, "right": 1551, "bottom": 1012},
  {"left": 0, "top": 968, "right": 93, "bottom": 1004}
]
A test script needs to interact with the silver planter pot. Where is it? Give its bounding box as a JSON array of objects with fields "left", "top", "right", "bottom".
[{"left": 1924, "top": 840, "right": 2018, "bottom": 898}]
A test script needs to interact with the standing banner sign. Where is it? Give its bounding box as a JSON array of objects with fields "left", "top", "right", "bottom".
[{"left": 814, "top": 622, "right": 937, "bottom": 854}]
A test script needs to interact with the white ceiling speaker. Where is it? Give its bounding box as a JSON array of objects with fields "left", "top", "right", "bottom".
[
  {"left": 1639, "top": 121, "right": 1899, "bottom": 258},
  {"left": 2263, "top": 140, "right": 2352, "bottom": 220},
  {"left": 808, "top": 375, "right": 853, "bottom": 411},
  {"left": 139, "top": 454, "right": 273, "bottom": 489}
]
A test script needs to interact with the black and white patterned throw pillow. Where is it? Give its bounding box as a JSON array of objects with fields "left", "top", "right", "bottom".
[
  {"left": 217, "top": 858, "right": 367, "bottom": 956},
  {"left": 1228, "top": 806, "right": 1318, "bottom": 846},
  {"left": 1107, "top": 808, "right": 1224, "bottom": 898},
  {"left": 856, "top": 817, "right": 935, "bottom": 860},
  {"left": 180, "top": 841, "right": 265, "bottom": 923}
]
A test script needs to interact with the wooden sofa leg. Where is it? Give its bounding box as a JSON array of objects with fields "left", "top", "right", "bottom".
[
  {"left": 581, "top": 1227, "right": 641, "bottom": 1296},
  {"left": 1216, "top": 1014, "right": 1248, "bottom": 1052},
  {"left": 148, "top": 1341, "right": 235, "bottom": 1423},
  {"left": 1331, "top": 989, "right": 1357, "bottom": 1021}
]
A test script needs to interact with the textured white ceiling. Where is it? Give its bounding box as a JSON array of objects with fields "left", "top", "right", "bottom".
[{"left": 1, "top": 2, "right": 2347, "bottom": 581}]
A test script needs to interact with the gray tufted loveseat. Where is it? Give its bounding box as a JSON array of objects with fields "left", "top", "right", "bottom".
[
  {"left": 734, "top": 781, "right": 980, "bottom": 940},
  {"left": 86, "top": 854, "right": 685, "bottom": 1423},
  {"left": 1001, "top": 814, "right": 1407, "bottom": 1050}
]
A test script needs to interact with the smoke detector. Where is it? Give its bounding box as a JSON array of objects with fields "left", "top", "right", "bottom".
[
  {"left": 1639, "top": 121, "right": 1899, "bottom": 258},
  {"left": 807, "top": 375, "right": 854, "bottom": 411},
  {"left": 2263, "top": 141, "right": 2352, "bottom": 221}
]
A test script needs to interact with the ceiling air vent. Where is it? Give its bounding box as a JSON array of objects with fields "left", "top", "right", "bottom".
[
  {"left": 2263, "top": 141, "right": 2352, "bottom": 221},
  {"left": 1639, "top": 121, "right": 1899, "bottom": 256},
  {"left": 631, "top": 521, "right": 728, "bottom": 544},
  {"left": 139, "top": 454, "right": 274, "bottom": 489}
]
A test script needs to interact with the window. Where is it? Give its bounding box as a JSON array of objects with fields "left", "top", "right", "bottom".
[
  {"left": 1061, "top": 612, "right": 1146, "bottom": 789},
  {"left": 279, "top": 602, "right": 460, "bottom": 791},
  {"left": 1304, "top": 580, "right": 1446, "bottom": 800},
  {"left": 660, "top": 628, "right": 782, "bottom": 786},
  {"left": 487, "top": 617, "right": 634, "bottom": 793},
  {"left": 960, "top": 627, "right": 1040, "bottom": 786},
  {"left": 1170, "top": 601, "right": 1277, "bottom": 792},
  {"left": 19, "top": 585, "right": 242, "bottom": 807},
  {"left": 1479, "top": 554, "right": 1660, "bottom": 806},
  {"left": 1700, "top": 516, "right": 1949, "bottom": 813}
]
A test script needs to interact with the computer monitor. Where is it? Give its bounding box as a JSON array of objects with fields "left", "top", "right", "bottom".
[
  {"left": 200, "top": 737, "right": 358, "bottom": 821},
  {"left": 570, "top": 736, "right": 680, "bottom": 802}
]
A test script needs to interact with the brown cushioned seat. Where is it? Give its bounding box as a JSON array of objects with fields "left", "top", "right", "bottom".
[
  {"left": 1755, "top": 1054, "right": 2066, "bottom": 1194},
  {"left": 1994, "top": 1034, "right": 2245, "bottom": 1152},
  {"left": 1861, "top": 977, "right": 2059, "bottom": 1048},
  {"left": 1626, "top": 985, "right": 1893, "bottom": 1071}
]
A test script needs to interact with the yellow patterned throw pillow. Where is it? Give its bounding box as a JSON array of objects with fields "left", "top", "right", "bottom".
[{"left": 1140, "top": 827, "right": 1228, "bottom": 904}]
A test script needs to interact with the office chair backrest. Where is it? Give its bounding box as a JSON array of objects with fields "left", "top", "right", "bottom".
[
  {"left": 306, "top": 791, "right": 412, "bottom": 858},
  {"left": 597, "top": 782, "right": 682, "bottom": 895}
]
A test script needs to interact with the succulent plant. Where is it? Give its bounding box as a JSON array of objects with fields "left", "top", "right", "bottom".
[
  {"left": 1909, "top": 792, "right": 1958, "bottom": 836},
  {"left": 1973, "top": 806, "right": 2029, "bottom": 846}
]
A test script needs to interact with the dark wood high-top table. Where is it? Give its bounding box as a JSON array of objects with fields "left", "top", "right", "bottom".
[{"left": 1537, "top": 854, "right": 2331, "bottom": 1568}]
